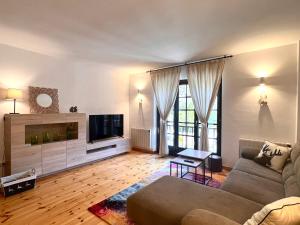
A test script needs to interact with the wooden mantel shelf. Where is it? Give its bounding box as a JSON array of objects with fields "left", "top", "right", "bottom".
[{"left": 4, "top": 112, "right": 86, "bottom": 120}]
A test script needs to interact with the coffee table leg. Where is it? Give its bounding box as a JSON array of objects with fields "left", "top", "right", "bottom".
[
  {"left": 194, "top": 167, "right": 197, "bottom": 182},
  {"left": 181, "top": 165, "right": 183, "bottom": 178},
  {"left": 170, "top": 162, "right": 172, "bottom": 176},
  {"left": 210, "top": 157, "right": 212, "bottom": 180},
  {"left": 187, "top": 166, "right": 189, "bottom": 178},
  {"left": 203, "top": 160, "right": 206, "bottom": 185},
  {"left": 176, "top": 164, "right": 178, "bottom": 177}
]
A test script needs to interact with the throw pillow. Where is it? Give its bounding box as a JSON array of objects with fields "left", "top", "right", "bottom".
[
  {"left": 254, "top": 141, "right": 291, "bottom": 172},
  {"left": 244, "top": 197, "right": 300, "bottom": 225}
]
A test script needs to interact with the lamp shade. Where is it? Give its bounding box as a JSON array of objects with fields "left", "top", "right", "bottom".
[{"left": 6, "top": 88, "right": 23, "bottom": 100}]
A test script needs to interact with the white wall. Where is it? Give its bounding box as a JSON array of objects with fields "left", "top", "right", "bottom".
[
  {"left": 128, "top": 70, "right": 188, "bottom": 151},
  {"left": 222, "top": 44, "right": 298, "bottom": 167},
  {"left": 129, "top": 73, "right": 157, "bottom": 150},
  {"left": 0, "top": 44, "right": 130, "bottom": 168}
]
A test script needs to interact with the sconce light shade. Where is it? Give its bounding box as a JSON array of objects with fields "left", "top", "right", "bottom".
[
  {"left": 137, "top": 89, "right": 143, "bottom": 103},
  {"left": 258, "top": 77, "right": 267, "bottom": 106},
  {"left": 6, "top": 88, "right": 23, "bottom": 100}
]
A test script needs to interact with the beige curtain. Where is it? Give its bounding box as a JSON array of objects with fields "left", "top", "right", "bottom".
[
  {"left": 150, "top": 67, "right": 181, "bottom": 156},
  {"left": 187, "top": 59, "right": 225, "bottom": 151}
]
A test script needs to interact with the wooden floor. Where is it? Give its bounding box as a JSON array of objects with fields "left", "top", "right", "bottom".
[{"left": 0, "top": 151, "right": 228, "bottom": 225}]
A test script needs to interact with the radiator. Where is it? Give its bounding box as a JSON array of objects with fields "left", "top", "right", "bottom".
[{"left": 131, "top": 128, "right": 152, "bottom": 151}]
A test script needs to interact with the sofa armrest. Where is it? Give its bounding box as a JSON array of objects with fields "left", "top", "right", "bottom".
[{"left": 181, "top": 209, "right": 240, "bottom": 225}]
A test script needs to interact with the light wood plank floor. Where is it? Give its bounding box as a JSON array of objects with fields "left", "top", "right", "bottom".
[{"left": 0, "top": 151, "right": 228, "bottom": 225}]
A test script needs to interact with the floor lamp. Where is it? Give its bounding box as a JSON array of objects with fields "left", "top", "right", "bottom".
[{"left": 6, "top": 88, "right": 23, "bottom": 114}]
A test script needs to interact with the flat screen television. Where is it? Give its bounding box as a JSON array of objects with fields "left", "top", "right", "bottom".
[{"left": 89, "top": 114, "right": 123, "bottom": 142}]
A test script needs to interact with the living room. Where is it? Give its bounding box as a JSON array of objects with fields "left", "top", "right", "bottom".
[{"left": 0, "top": 1, "right": 300, "bottom": 225}]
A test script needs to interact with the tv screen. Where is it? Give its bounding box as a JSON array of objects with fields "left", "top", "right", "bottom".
[{"left": 89, "top": 114, "right": 123, "bottom": 142}]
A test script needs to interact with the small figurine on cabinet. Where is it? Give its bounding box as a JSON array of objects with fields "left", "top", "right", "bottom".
[{"left": 69, "top": 106, "right": 78, "bottom": 113}]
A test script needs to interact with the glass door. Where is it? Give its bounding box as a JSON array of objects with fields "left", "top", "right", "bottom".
[{"left": 164, "top": 79, "right": 221, "bottom": 156}]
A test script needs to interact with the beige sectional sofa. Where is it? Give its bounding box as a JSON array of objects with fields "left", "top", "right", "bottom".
[{"left": 127, "top": 139, "right": 300, "bottom": 225}]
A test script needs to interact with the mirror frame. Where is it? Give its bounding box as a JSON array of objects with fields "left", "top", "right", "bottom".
[{"left": 29, "top": 86, "right": 59, "bottom": 113}]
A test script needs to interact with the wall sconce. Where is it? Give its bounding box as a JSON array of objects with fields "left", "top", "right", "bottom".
[
  {"left": 137, "top": 89, "right": 143, "bottom": 104},
  {"left": 5, "top": 88, "right": 23, "bottom": 114},
  {"left": 258, "top": 77, "right": 267, "bottom": 106}
]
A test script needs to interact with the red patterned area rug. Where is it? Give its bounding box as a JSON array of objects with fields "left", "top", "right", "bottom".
[{"left": 88, "top": 165, "right": 222, "bottom": 225}]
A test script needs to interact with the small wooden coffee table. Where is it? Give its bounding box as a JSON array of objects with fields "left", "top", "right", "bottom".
[{"left": 170, "top": 149, "right": 212, "bottom": 185}]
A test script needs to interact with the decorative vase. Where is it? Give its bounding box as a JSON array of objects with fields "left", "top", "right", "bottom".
[
  {"left": 43, "top": 132, "right": 50, "bottom": 143},
  {"left": 30, "top": 136, "right": 38, "bottom": 145}
]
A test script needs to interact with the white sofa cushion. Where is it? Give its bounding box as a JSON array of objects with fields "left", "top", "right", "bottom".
[{"left": 244, "top": 197, "right": 300, "bottom": 225}]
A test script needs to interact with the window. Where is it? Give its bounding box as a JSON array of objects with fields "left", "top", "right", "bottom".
[
  {"left": 162, "top": 79, "right": 221, "bottom": 156},
  {"left": 177, "top": 83, "right": 195, "bottom": 149}
]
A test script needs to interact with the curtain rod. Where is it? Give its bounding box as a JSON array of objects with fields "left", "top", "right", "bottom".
[{"left": 146, "top": 55, "right": 233, "bottom": 73}]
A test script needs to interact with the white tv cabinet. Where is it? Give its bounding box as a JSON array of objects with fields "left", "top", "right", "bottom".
[{"left": 86, "top": 137, "right": 130, "bottom": 163}]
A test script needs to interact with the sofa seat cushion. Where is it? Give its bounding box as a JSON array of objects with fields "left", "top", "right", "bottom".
[
  {"left": 181, "top": 209, "right": 240, "bottom": 225},
  {"left": 221, "top": 170, "right": 285, "bottom": 205},
  {"left": 127, "top": 176, "right": 262, "bottom": 225},
  {"left": 234, "top": 158, "right": 282, "bottom": 183}
]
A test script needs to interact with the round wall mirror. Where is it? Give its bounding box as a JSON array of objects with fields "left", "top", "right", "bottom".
[{"left": 36, "top": 93, "right": 53, "bottom": 108}]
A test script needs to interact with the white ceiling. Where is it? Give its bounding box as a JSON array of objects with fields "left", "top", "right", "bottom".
[{"left": 0, "top": 0, "right": 300, "bottom": 71}]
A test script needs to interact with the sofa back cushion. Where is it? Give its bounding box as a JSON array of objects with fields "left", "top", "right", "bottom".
[
  {"left": 294, "top": 155, "right": 300, "bottom": 188},
  {"left": 284, "top": 176, "right": 300, "bottom": 197},
  {"left": 282, "top": 161, "right": 294, "bottom": 182},
  {"left": 283, "top": 143, "right": 300, "bottom": 196},
  {"left": 291, "top": 143, "right": 300, "bottom": 163}
]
